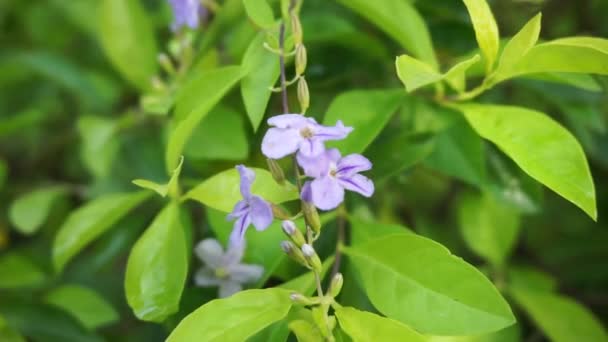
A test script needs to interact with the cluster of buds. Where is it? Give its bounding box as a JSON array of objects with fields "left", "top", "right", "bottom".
[{"left": 291, "top": 14, "right": 310, "bottom": 114}]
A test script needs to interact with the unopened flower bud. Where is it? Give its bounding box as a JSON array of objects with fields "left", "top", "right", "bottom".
[
  {"left": 297, "top": 77, "right": 310, "bottom": 114},
  {"left": 272, "top": 204, "right": 291, "bottom": 220},
  {"left": 151, "top": 76, "right": 166, "bottom": 91},
  {"left": 301, "top": 244, "right": 322, "bottom": 271},
  {"left": 289, "top": 292, "right": 318, "bottom": 305},
  {"left": 302, "top": 200, "right": 320, "bottom": 234},
  {"left": 266, "top": 158, "right": 285, "bottom": 185},
  {"left": 295, "top": 44, "right": 307, "bottom": 75},
  {"left": 282, "top": 220, "right": 306, "bottom": 247},
  {"left": 328, "top": 273, "right": 344, "bottom": 297},
  {"left": 281, "top": 241, "right": 308, "bottom": 266},
  {"left": 291, "top": 13, "right": 303, "bottom": 45},
  {"left": 158, "top": 53, "right": 176, "bottom": 75}
]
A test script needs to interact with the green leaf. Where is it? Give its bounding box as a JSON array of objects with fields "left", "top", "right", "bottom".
[
  {"left": 184, "top": 168, "right": 298, "bottom": 212},
  {"left": 278, "top": 256, "right": 335, "bottom": 294},
  {"left": 0, "top": 315, "right": 25, "bottom": 342},
  {"left": 43, "top": 284, "right": 119, "bottom": 329},
  {"left": 495, "top": 13, "right": 542, "bottom": 78},
  {"left": 0, "top": 159, "right": 6, "bottom": 191},
  {"left": 335, "top": 0, "right": 438, "bottom": 69},
  {"left": 368, "top": 132, "right": 435, "bottom": 182},
  {"left": 461, "top": 0, "right": 500, "bottom": 73},
  {"left": 0, "top": 253, "right": 46, "bottom": 289},
  {"left": 427, "top": 325, "right": 521, "bottom": 342},
  {"left": 498, "top": 37, "right": 608, "bottom": 82},
  {"left": 125, "top": 202, "right": 189, "bottom": 322},
  {"left": 453, "top": 103, "right": 596, "bottom": 220},
  {"left": 98, "top": 0, "right": 157, "bottom": 90},
  {"left": 324, "top": 89, "right": 405, "bottom": 154},
  {"left": 457, "top": 191, "right": 521, "bottom": 267},
  {"left": 508, "top": 266, "right": 557, "bottom": 293},
  {"left": 344, "top": 234, "right": 515, "bottom": 335},
  {"left": 241, "top": 32, "right": 280, "bottom": 131},
  {"left": 77, "top": 115, "right": 119, "bottom": 179},
  {"left": 167, "top": 66, "right": 243, "bottom": 172},
  {"left": 350, "top": 217, "right": 412, "bottom": 246},
  {"left": 53, "top": 191, "right": 151, "bottom": 272},
  {"left": 167, "top": 288, "right": 292, "bottom": 341},
  {"left": 133, "top": 156, "right": 184, "bottom": 197},
  {"left": 395, "top": 55, "right": 480, "bottom": 92},
  {"left": 9, "top": 186, "right": 68, "bottom": 235},
  {"left": 510, "top": 288, "right": 608, "bottom": 342},
  {"left": 335, "top": 306, "right": 425, "bottom": 342},
  {"left": 288, "top": 319, "right": 323, "bottom": 342},
  {"left": 184, "top": 106, "right": 249, "bottom": 160},
  {"left": 243, "top": 0, "right": 275, "bottom": 28}
]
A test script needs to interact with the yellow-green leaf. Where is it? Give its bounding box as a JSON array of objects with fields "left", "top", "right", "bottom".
[
  {"left": 335, "top": 306, "right": 426, "bottom": 342},
  {"left": 9, "top": 186, "right": 68, "bottom": 235},
  {"left": 461, "top": 0, "right": 500, "bottom": 73},
  {"left": 44, "top": 284, "right": 119, "bottom": 329},
  {"left": 495, "top": 13, "right": 542, "bottom": 79}
]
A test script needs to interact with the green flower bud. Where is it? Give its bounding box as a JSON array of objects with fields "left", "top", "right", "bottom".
[
  {"left": 266, "top": 158, "right": 286, "bottom": 185},
  {"left": 289, "top": 292, "right": 319, "bottom": 306},
  {"left": 302, "top": 200, "right": 320, "bottom": 234},
  {"left": 281, "top": 241, "right": 308, "bottom": 267},
  {"left": 328, "top": 273, "right": 344, "bottom": 297},
  {"left": 282, "top": 220, "right": 306, "bottom": 247},
  {"left": 158, "top": 53, "right": 176, "bottom": 75},
  {"left": 297, "top": 77, "right": 310, "bottom": 114},
  {"left": 271, "top": 204, "right": 291, "bottom": 220},
  {"left": 301, "top": 244, "right": 322, "bottom": 272},
  {"left": 291, "top": 13, "right": 303, "bottom": 45},
  {"left": 295, "top": 44, "right": 307, "bottom": 76}
]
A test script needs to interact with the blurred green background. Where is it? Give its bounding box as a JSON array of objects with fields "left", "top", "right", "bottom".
[{"left": 1, "top": 0, "right": 607, "bottom": 341}]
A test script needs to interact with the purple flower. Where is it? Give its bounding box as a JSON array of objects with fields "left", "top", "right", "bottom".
[
  {"left": 300, "top": 149, "right": 374, "bottom": 210},
  {"left": 227, "top": 165, "right": 273, "bottom": 247},
  {"left": 261, "top": 114, "right": 353, "bottom": 159},
  {"left": 194, "top": 239, "right": 264, "bottom": 297},
  {"left": 168, "top": 0, "right": 206, "bottom": 31}
]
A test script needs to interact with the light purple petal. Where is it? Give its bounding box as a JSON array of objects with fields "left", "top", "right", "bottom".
[
  {"left": 310, "top": 177, "right": 345, "bottom": 210},
  {"left": 297, "top": 152, "right": 329, "bottom": 178},
  {"left": 227, "top": 200, "right": 248, "bottom": 220},
  {"left": 229, "top": 212, "right": 251, "bottom": 248},
  {"left": 228, "top": 264, "right": 264, "bottom": 283},
  {"left": 267, "top": 114, "right": 314, "bottom": 128},
  {"left": 249, "top": 196, "right": 273, "bottom": 231},
  {"left": 223, "top": 241, "right": 245, "bottom": 267},
  {"left": 194, "top": 267, "right": 222, "bottom": 287},
  {"left": 236, "top": 165, "right": 255, "bottom": 199},
  {"left": 301, "top": 181, "right": 313, "bottom": 202},
  {"left": 338, "top": 174, "right": 375, "bottom": 197},
  {"left": 219, "top": 281, "right": 242, "bottom": 298},
  {"left": 298, "top": 137, "right": 325, "bottom": 157},
  {"left": 169, "top": 0, "right": 201, "bottom": 31},
  {"left": 337, "top": 154, "right": 372, "bottom": 176},
  {"left": 261, "top": 128, "right": 302, "bottom": 159},
  {"left": 313, "top": 120, "right": 353, "bottom": 142},
  {"left": 194, "top": 239, "right": 224, "bottom": 268}
]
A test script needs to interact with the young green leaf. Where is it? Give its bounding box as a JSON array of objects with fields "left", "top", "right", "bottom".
[
  {"left": 344, "top": 234, "right": 515, "bottom": 335},
  {"left": 0, "top": 253, "right": 46, "bottom": 289},
  {"left": 184, "top": 106, "right": 249, "bottom": 160},
  {"left": 324, "top": 89, "right": 405, "bottom": 154},
  {"left": 453, "top": 103, "right": 597, "bottom": 220},
  {"left": 457, "top": 191, "right": 521, "bottom": 268},
  {"left": 461, "top": 0, "right": 500, "bottom": 73},
  {"left": 184, "top": 168, "right": 298, "bottom": 213},
  {"left": 125, "top": 202, "right": 189, "bottom": 322},
  {"left": 98, "top": 0, "right": 157, "bottom": 90},
  {"left": 396, "top": 54, "right": 480, "bottom": 93},
  {"left": 510, "top": 288, "right": 608, "bottom": 342},
  {"left": 335, "top": 306, "right": 426, "bottom": 342},
  {"left": 167, "top": 66, "right": 243, "bottom": 172},
  {"left": 53, "top": 191, "right": 151, "bottom": 272},
  {"left": 444, "top": 54, "right": 482, "bottom": 92},
  {"left": 243, "top": 0, "right": 276, "bottom": 29},
  {"left": 44, "top": 284, "right": 119, "bottom": 329},
  {"left": 508, "top": 266, "right": 557, "bottom": 293},
  {"left": 166, "top": 288, "right": 292, "bottom": 341},
  {"left": 9, "top": 186, "right": 68, "bottom": 235},
  {"left": 335, "top": 0, "right": 438, "bottom": 69},
  {"left": 278, "top": 256, "right": 335, "bottom": 294},
  {"left": 288, "top": 319, "right": 323, "bottom": 342},
  {"left": 77, "top": 115, "right": 119, "bottom": 179},
  {"left": 133, "top": 156, "right": 184, "bottom": 197},
  {"left": 495, "top": 13, "right": 542, "bottom": 78},
  {"left": 241, "top": 32, "right": 281, "bottom": 131}
]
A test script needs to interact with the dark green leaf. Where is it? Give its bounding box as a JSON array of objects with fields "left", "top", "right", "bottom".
[
  {"left": 9, "top": 185, "right": 68, "bottom": 235},
  {"left": 0, "top": 253, "right": 46, "bottom": 289},
  {"left": 44, "top": 284, "right": 119, "bottom": 329}
]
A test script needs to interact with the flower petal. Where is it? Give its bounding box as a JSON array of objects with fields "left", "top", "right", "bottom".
[
  {"left": 223, "top": 241, "right": 245, "bottom": 267},
  {"left": 169, "top": 0, "right": 201, "bottom": 31},
  {"left": 194, "top": 238, "right": 224, "bottom": 268},
  {"left": 229, "top": 212, "right": 251, "bottom": 248},
  {"left": 337, "top": 154, "right": 372, "bottom": 176},
  {"left": 194, "top": 267, "right": 222, "bottom": 287},
  {"left": 228, "top": 264, "right": 264, "bottom": 283},
  {"left": 310, "top": 177, "right": 345, "bottom": 210},
  {"left": 227, "top": 200, "right": 248, "bottom": 220},
  {"left": 219, "top": 281, "right": 242, "bottom": 298},
  {"left": 249, "top": 196, "right": 273, "bottom": 231},
  {"left": 314, "top": 120, "right": 353, "bottom": 142},
  {"left": 339, "top": 174, "right": 375, "bottom": 197},
  {"left": 267, "top": 114, "right": 313, "bottom": 128},
  {"left": 301, "top": 181, "right": 313, "bottom": 202},
  {"left": 298, "top": 137, "right": 325, "bottom": 157},
  {"left": 297, "top": 152, "right": 329, "bottom": 178},
  {"left": 261, "top": 128, "right": 302, "bottom": 159},
  {"left": 236, "top": 165, "right": 255, "bottom": 199}
]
